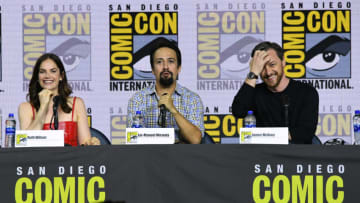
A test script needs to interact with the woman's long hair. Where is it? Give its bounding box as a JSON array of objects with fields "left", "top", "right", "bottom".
[{"left": 27, "top": 53, "right": 73, "bottom": 113}]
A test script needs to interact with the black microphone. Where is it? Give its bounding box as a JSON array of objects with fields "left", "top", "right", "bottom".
[
  {"left": 159, "top": 104, "right": 166, "bottom": 128},
  {"left": 53, "top": 96, "right": 60, "bottom": 130},
  {"left": 281, "top": 94, "right": 289, "bottom": 127},
  {"left": 158, "top": 93, "right": 168, "bottom": 128},
  {"left": 160, "top": 104, "right": 166, "bottom": 112}
]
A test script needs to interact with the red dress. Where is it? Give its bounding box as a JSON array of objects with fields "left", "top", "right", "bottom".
[{"left": 32, "top": 97, "right": 78, "bottom": 146}]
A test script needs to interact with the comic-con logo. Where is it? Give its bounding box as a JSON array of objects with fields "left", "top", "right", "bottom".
[
  {"left": 196, "top": 3, "right": 265, "bottom": 91},
  {"left": 23, "top": 6, "right": 92, "bottom": 92},
  {"left": 252, "top": 163, "right": 345, "bottom": 202},
  {"left": 282, "top": 6, "right": 351, "bottom": 89},
  {"left": 15, "top": 165, "right": 106, "bottom": 202},
  {"left": 110, "top": 113, "right": 127, "bottom": 144},
  {"left": 316, "top": 112, "right": 352, "bottom": 144},
  {"left": 109, "top": 106, "right": 126, "bottom": 144},
  {"left": 204, "top": 114, "right": 243, "bottom": 143},
  {"left": 109, "top": 5, "right": 178, "bottom": 92}
]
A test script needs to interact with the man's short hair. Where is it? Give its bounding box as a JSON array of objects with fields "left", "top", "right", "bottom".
[
  {"left": 150, "top": 37, "right": 182, "bottom": 69},
  {"left": 251, "top": 41, "right": 284, "bottom": 60}
]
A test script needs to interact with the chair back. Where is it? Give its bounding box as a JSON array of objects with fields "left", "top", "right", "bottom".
[
  {"left": 201, "top": 132, "right": 215, "bottom": 144},
  {"left": 90, "top": 127, "right": 111, "bottom": 145},
  {"left": 312, "top": 136, "right": 322, "bottom": 145}
]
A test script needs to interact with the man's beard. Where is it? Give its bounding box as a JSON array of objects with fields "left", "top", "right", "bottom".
[
  {"left": 159, "top": 71, "right": 174, "bottom": 87},
  {"left": 262, "top": 69, "right": 283, "bottom": 89}
]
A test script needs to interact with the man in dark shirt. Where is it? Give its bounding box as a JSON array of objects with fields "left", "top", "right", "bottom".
[{"left": 232, "top": 41, "right": 319, "bottom": 144}]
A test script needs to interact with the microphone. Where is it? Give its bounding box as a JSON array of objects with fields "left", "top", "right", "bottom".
[
  {"left": 281, "top": 94, "right": 289, "bottom": 127},
  {"left": 53, "top": 96, "right": 60, "bottom": 130},
  {"left": 159, "top": 104, "right": 166, "bottom": 128},
  {"left": 160, "top": 104, "right": 166, "bottom": 112},
  {"left": 158, "top": 93, "right": 168, "bottom": 128}
]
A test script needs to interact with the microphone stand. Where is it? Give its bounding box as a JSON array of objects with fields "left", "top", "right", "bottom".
[
  {"left": 53, "top": 96, "right": 59, "bottom": 130},
  {"left": 158, "top": 93, "right": 168, "bottom": 128},
  {"left": 282, "top": 94, "right": 289, "bottom": 127},
  {"left": 284, "top": 103, "right": 289, "bottom": 127},
  {"left": 53, "top": 108, "right": 58, "bottom": 130},
  {"left": 160, "top": 105, "right": 166, "bottom": 128},
  {"left": 281, "top": 94, "right": 291, "bottom": 144}
]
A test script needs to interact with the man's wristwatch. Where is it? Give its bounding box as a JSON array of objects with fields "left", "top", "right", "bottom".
[{"left": 247, "top": 72, "right": 258, "bottom": 80}]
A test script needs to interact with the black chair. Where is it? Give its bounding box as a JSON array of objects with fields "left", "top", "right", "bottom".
[
  {"left": 90, "top": 127, "right": 111, "bottom": 145},
  {"left": 312, "top": 136, "right": 322, "bottom": 145},
  {"left": 201, "top": 132, "right": 215, "bottom": 144},
  {"left": 324, "top": 138, "right": 345, "bottom": 145}
]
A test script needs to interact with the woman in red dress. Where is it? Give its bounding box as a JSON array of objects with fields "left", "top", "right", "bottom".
[{"left": 19, "top": 53, "right": 99, "bottom": 146}]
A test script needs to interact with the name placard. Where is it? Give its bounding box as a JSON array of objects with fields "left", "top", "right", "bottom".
[
  {"left": 239, "top": 127, "right": 289, "bottom": 144},
  {"left": 125, "top": 128, "right": 175, "bottom": 144},
  {"left": 15, "top": 130, "right": 64, "bottom": 147}
]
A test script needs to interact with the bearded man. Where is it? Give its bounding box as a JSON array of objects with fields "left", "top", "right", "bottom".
[
  {"left": 231, "top": 41, "right": 319, "bottom": 144},
  {"left": 127, "top": 38, "right": 204, "bottom": 144}
]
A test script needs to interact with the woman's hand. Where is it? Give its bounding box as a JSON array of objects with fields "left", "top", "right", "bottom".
[
  {"left": 83, "top": 137, "right": 101, "bottom": 146},
  {"left": 38, "top": 89, "right": 53, "bottom": 110}
]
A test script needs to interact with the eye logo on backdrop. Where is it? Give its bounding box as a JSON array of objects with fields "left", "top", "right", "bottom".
[
  {"left": 281, "top": 2, "right": 353, "bottom": 143},
  {"left": 281, "top": 3, "right": 351, "bottom": 89},
  {"left": 109, "top": 3, "right": 178, "bottom": 92},
  {"left": 50, "top": 37, "right": 90, "bottom": 73},
  {"left": 196, "top": 3, "right": 265, "bottom": 91},
  {"left": 22, "top": 4, "right": 92, "bottom": 92}
]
